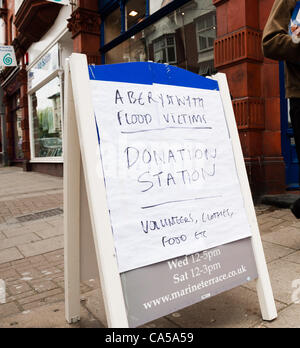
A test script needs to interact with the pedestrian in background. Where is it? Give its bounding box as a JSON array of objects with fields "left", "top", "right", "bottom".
[{"left": 262, "top": 0, "right": 300, "bottom": 218}]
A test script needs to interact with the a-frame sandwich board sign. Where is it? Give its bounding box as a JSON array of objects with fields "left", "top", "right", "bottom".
[{"left": 64, "top": 53, "right": 277, "bottom": 328}]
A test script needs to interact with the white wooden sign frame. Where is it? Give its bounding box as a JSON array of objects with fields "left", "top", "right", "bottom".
[{"left": 64, "top": 53, "right": 277, "bottom": 328}]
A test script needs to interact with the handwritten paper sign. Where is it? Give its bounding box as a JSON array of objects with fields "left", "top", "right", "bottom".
[{"left": 89, "top": 63, "right": 252, "bottom": 273}]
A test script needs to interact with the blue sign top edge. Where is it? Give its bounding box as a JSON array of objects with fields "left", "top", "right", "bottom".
[{"left": 88, "top": 62, "right": 219, "bottom": 91}]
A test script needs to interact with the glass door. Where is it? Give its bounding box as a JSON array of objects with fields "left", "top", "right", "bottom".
[{"left": 280, "top": 62, "right": 300, "bottom": 189}]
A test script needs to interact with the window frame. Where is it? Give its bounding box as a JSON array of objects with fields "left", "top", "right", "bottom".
[
  {"left": 100, "top": 0, "right": 191, "bottom": 62},
  {"left": 153, "top": 34, "right": 177, "bottom": 65},
  {"left": 27, "top": 45, "right": 64, "bottom": 163},
  {"left": 11, "top": 91, "right": 23, "bottom": 161},
  {"left": 195, "top": 11, "right": 217, "bottom": 55}
]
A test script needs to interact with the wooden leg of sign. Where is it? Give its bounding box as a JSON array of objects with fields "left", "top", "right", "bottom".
[
  {"left": 64, "top": 61, "right": 81, "bottom": 324},
  {"left": 214, "top": 73, "right": 278, "bottom": 322},
  {"left": 251, "top": 229, "right": 278, "bottom": 321},
  {"left": 69, "top": 53, "right": 129, "bottom": 328}
]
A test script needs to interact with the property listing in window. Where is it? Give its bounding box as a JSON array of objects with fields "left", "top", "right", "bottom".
[
  {"left": 30, "top": 77, "right": 62, "bottom": 158},
  {"left": 28, "top": 44, "right": 63, "bottom": 160}
]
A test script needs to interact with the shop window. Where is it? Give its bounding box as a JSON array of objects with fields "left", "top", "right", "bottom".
[
  {"left": 28, "top": 44, "right": 59, "bottom": 91},
  {"left": 150, "top": 0, "right": 174, "bottom": 14},
  {"left": 104, "top": 0, "right": 147, "bottom": 46},
  {"left": 30, "top": 77, "right": 63, "bottom": 159},
  {"left": 198, "top": 59, "right": 216, "bottom": 77},
  {"left": 196, "top": 11, "right": 216, "bottom": 53},
  {"left": 153, "top": 35, "right": 176, "bottom": 64},
  {"left": 11, "top": 93, "right": 23, "bottom": 160},
  {"left": 13, "top": 109, "right": 23, "bottom": 160},
  {"left": 28, "top": 44, "right": 63, "bottom": 161},
  {"left": 105, "top": 7, "right": 122, "bottom": 44},
  {"left": 104, "top": 0, "right": 217, "bottom": 75},
  {"left": 107, "top": 33, "right": 146, "bottom": 64}
]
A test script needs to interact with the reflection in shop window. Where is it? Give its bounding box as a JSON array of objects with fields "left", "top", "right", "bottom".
[
  {"left": 150, "top": 0, "right": 175, "bottom": 14},
  {"left": 28, "top": 44, "right": 59, "bottom": 91},
  {"left": 196, "top": 11, "right": 216, "bottom": 52},
  {"left": 153, "top": 35, "right": 176, "bottom": 64},
  {"left": 105, "top": 0, "right": 217, "bottom": 75},
  {"left": 31, "top": 77, "right": 62, "bottom": 158},
  {"left": 126, "top": 0, "right": 146, "bottom": 29},
  {"left": 105, "top": 7, "right": 122, "bottom": 44},
  {"left": 14, "top": 109, "right": 23, "bottom": 160},
  {"left": 198, "top": 59, "right": 216, "bottom": 77},
  {"left": 104, "top": 0, "right": 146, "bottom": 45},
  {"left": 11, "top": 92, "right": 23, "bottom": 160}
]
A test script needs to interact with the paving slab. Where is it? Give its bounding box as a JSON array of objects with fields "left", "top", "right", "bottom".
[
  {"left": 8, "top": 282, "right": 32, "bottom": 296},
  {"left": 29, "top": 279, "right": 58, "bottom": 294},
  {"left": 0, "top": 302, "right": 103, "bottom": 328},
  {"left": 0, "top": 233, "right": 41, "bottom": 251},
  {"left": 262, "top": 227, "right": 300, "bottom": 250},
  {"left": 44, "top": 251, "right": 64, "bottom": 264},
  {"left": 6, "top": 291, "right": 36, "bottom": 304},
  {"left": 0, "top": 302, "right": 20, "bottom": 319},
  {"left": 81, "top": 288, "right": 107, "bottom": 327},
  {"left": 17, "top": 266, "right": 47, "bottom": 281},
  {"left": 17, "top": 236, "right": 64, "bottom": 257},
  {"left": 264, "top": 304, "right": 300, "bottom": 328},
  {"left": 0, "top": 248, "right": 24, "bottom": 264},
  {"left": 0, "top": 268, "right": 19, "bottom": 281},
  {"left": 244, "top": 259, "right": 300, "bottom": 305},
  {"left": 163, "top": 286, "right": 284, "bottom": 328},
  {"left": 0, "top": 168, "right": 63, "bottom": 201},
  {"left": 283, "top": 251, "right": 300, "bottom": 265},
  {"left": 81, "top": 288, "right": 180, "bottom": 328},
  {"left": 35, "top": 225, "right": 63, "bottom": 240},
  {"left": 262, "top": 241, "right": 295, "bottom": 264},
  {"left": 18, "top": 289, "right": 63, "bottom": 307},
  {"left": 1, "top": 221, "right": 53, "bottom": 238}
]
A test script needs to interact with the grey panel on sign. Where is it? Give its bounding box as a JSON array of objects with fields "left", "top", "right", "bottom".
[{"left": 121, "top": 237, "right": 257, "bottom": 328}]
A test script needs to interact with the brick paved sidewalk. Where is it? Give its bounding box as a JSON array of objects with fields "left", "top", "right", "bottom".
[
  {"left": 0, "top": 167, "right": 103, "bottom": 328},
  {"left": 0, "top": 167, "right": 63, "bottom": 224},
  {"left": 1, "top": 167, "right": 300, "bottom": 328}
]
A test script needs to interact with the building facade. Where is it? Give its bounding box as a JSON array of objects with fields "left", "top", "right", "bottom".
[
  {"left": 0, "top": 0, "right": 75, "bottom": 175},
  {"left": 0, "top": 0, "right": 294, "bottom": 198}
]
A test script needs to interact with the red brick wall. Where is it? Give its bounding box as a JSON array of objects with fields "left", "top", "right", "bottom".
[
  {"left": 6, "top": 0, "right": 15, "bottom": 45},
  {"left": 67, "top": 0, "right": 101, "bottom": 64},
  {"left": 2, "top": 1, "right": 30, "bottom": 165},
  {"left": 214, "top": 0, "right": 286, "bottom": 197}
]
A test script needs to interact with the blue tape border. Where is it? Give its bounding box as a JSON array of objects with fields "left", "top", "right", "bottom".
[{"left": 88, "top": 62, "right": 219, "bottom": 91}]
